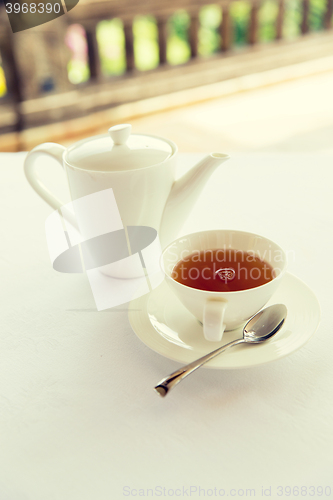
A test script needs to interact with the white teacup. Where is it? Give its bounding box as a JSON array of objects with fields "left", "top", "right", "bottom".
[{"left": 161, "top": 230, "right": 287, "bottom": 342}]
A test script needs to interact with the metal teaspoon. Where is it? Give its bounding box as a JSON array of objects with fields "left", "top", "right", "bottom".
[{"left": 154, "top": 303, "right": 287, "bottom": 397}]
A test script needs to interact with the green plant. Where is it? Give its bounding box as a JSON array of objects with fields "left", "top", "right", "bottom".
[
  {"left": 198, "top": 5, "right": 222, "bottom": 56},
  {"left": 133, "top": 16, "right": 159, "bottom": 70},
  {"left": 283, "top": 0, "right": 302, "bottom": 38},
  {"left": 308, "top": 0, "right": 326, "bottom": 30},
  {"left": 167, "top": 10, "right": 191, "bottom": 65},
  {"left": 230, "top": 1, "right": 252, "bottom": 45},
  {"left": 259, "top": 0, "right": 278, "bottom": 41},
  {"left": 96, "top": 19, "right": 126, "bottom": 75}
]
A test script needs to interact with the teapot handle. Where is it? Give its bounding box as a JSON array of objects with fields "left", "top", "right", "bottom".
[{"left": 24, "top": 142, "right": 66, "bottom": 212}]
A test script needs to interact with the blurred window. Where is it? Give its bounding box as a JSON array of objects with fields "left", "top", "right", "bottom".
[
  {"left": 0, "top": 52, "right": 7, "bottom": 98},
  {"left": 96, "top": 19, "right": 126, "bottom": 76},
  {"left": 133, "top": 16, "right": 159, "bottom": 71},
  {"left": 230, "top": 1, "right": 252, "bottom": 46},
  {"left": 198, "top": 5, "right": 222, "bottom": 56},
  {"left": 259, "top": 0, "right": 278, "bottom": 42},
  {"left": 167, "top": 10, "right": 191, "bottom": 65},
  {"left": 65, "top": 24, "right": 90, "bottom": 84},
  {"left": 283, "top": 0, "right": 302, "bottom": 38}
]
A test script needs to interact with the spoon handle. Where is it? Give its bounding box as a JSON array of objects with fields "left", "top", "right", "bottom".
[{"left": 154, "top": 338, "right": 244, "bottom": 397}]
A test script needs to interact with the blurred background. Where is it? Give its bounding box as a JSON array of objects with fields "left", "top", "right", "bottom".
[{"left": 0, "top": 0, "right": 332, "bottom": 152}]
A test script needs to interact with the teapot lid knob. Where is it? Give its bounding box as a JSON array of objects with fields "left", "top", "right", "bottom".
[{"left": 108, "top": 124, "right": 132, "bottom": 145}]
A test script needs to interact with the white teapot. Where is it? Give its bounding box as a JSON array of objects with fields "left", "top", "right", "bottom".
[{"left": 24, "top": 124, "right": 230, "bottom": 250}]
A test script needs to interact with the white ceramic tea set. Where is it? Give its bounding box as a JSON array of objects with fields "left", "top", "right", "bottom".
[{"left": 24, "top": 124, "right": 321, "bottom": 387}]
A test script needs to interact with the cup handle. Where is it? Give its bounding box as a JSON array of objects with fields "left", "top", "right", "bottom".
[
  {"left": 24, "top": 142, "right": 66, "bottom": 212},
  {"left": 203, "top": 298, "right": 228, "bottom": 342}
]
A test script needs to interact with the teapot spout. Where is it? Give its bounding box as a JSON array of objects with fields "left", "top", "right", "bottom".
[{"left": 160, "top": 153, "right": 230, "bottom": 248}]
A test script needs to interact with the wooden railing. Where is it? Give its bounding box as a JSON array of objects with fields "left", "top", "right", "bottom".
[{"left": 0, "top": 0, "right": 332, "bottom": 146}]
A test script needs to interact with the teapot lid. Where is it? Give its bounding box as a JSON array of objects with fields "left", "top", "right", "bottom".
[{"left": 66, "top": 124, "right": 174, "bottom": 171}]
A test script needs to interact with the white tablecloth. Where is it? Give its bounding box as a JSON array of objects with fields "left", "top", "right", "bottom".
[{"left": 0, "top": 152, "right": 332, "bottom": 500}]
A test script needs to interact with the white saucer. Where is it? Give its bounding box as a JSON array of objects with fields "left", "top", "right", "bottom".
[{"left": 128, "top": 272, "right": 321, "bottom": 369}]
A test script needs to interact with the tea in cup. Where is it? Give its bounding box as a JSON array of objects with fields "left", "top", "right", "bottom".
[{"left": 161, "top": 230, "right": 287, "bottom": 341}]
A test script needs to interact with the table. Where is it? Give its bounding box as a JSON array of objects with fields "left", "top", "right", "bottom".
[{"left": 0, "top": 152, "right": 332, "bottom": 500}]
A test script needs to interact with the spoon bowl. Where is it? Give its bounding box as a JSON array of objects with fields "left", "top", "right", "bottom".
[
  {"left": 155, "top": 303, "right": 287, "bottom": 397},
  {"left": 243, "top": 304, "right": 287, "bottom": 343}
]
